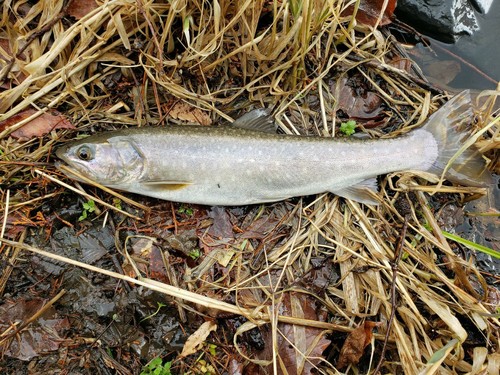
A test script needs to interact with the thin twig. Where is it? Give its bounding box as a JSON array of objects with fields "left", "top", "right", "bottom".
[
  {"left": 373, "top": 211, "right": 410, "bottom": 374},
  {"left": 0, "top": 238, "right": 390, "bottom": 338}
]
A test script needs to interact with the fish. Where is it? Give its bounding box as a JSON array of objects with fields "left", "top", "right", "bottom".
[{"left": 56, "top": 91, "right": 491, "bottom": 206}]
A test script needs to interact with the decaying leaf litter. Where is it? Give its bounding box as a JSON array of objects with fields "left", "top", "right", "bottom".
[{"left": 0, "top": 0, "right": 499, "bottom": 373}]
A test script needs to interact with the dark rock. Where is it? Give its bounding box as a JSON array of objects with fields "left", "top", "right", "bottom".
[
  {"left": 470, "top": 0, "right": 493, "bottom": 13},
  {"left": 396, "top": 0, "right": 479, "bottom": 42}
]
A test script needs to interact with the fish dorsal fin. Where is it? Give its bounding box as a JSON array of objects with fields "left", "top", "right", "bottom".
[
  {"left": 141, "top": 180, "right": 193, "bottom": 190},
  {"left": 232, "top": 109, "right": 277, "bottom": 134},
  {"left": 331, "top": 178, "right": 380, "bottom": 205}
]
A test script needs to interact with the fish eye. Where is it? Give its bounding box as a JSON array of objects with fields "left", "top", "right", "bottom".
[{"left": 76, "top": 145, "right": 93, "bottom": 161}]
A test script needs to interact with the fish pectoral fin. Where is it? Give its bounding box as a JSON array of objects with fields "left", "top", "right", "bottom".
[
  {"left": 232, "top": 109, "right": 277, "bottom": 134},
  {"left": 331, "top": 178, "right": 380, "bottom": 205},
  {"left": 141, "top": 180, "right": 193, "bottom": 190}
]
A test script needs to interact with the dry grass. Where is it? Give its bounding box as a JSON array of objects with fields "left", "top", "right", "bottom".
[{"left": 1, "top": 0, "right": 499, "bottom": 373}]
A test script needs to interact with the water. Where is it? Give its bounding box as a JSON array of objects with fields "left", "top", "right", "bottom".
[
  {"left": 399, "top": 0, "right": 499, "bottom": 90},
  {"left": 432, "top": 0, "right": 500, "bottom": 90}
]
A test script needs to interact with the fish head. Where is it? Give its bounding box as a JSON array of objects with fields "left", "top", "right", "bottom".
[{"left": 56, "top": 136, "right": 145, "bottom": 186}]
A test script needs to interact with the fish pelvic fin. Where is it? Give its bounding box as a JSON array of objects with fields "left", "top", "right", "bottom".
[
  {"left": 141, "top": 180, "right": 193, "bottom": 190},
  {"left": 421, "top": 90, "right": 492, "bottom": 187}
]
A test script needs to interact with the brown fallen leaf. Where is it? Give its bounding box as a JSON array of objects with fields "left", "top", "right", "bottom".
[
  {"left": 0, "top": 109, "right": 75, "bottom": 140},
  {"left": 149, "top": 246, "right": 169, "bottom": 283},
  {"left": 341, "top": 0, "right": 397, "bottom": 27},
  {"left": 0, "top": 38, "right": 26, "bottom": 62},
  {"left": 336, "top": 321, "right": 380, "bottom": 369},
  {"left": 207, "top": 206, "right": 234, "bottom": 239},
  {"left": 335, "top": 76, "right": 384, "bottom": 122},
  {"left": 67, "top": 0, "right": 99, "bottom": 20},
  {"left": 0, "top": 299, "right": 70, "bottom": 361},
  {"left": 166, "top": 101, "right": 213, "bottom": 126},
  {"left": 180, "top": 320, "right": 217, "bottom": 357},
  {"left": 255, "top": 292, "right": 331, "bottom": 374},
  {"left": 387, "top": 57, "right": 413, "bottom": 73}
]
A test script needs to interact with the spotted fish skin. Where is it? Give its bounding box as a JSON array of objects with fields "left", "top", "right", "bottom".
[{"left": 56, "top": 91, "right": 490, "bottom": 206}]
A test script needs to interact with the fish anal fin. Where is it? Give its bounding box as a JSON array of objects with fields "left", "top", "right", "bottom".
[
  {"left": 331, "top": 178, "right": 380, "bottom": 205},
  {"left": 232, "top": 109, "right": 277, "bottom": 134}
]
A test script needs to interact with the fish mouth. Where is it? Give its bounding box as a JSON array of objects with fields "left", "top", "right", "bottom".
[
  {"left": 54, "top": 146, "right": 70, "bottom": 171},
  {"left": 54, "top": 146, "right": 68, "bottom": 170},
  {"left": 54, "top": 159, "right": 81, "bottom": 181},
  {"left": 55, "top": 144, "right": 69, "bottom": 161}
]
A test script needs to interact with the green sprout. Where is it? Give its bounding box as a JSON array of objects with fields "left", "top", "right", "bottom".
[
  {"left": 112, "top": 198, "right": 122, "bottom": 210},
  {"left": 188, "top": 248, "right": 201, "bottom": 260},
  {"left": 140, "top": 302, "right": 167, "bottom": 323},
  {"left": 177, "top": 205, "right": 194, "bottom": 216},
  {"left": 340, "top": 120, "right": 356, "bottom": 136},
  {"left": 79, "top": 199, "right": 96, "bottom": 221},
  {"left": 140, "top": 357, "right": 171, "bottom": 375}
]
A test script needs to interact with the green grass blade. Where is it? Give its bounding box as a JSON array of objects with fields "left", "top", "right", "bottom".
[{"left": 441, "top": 230, "right": 499, "bottom": 259}]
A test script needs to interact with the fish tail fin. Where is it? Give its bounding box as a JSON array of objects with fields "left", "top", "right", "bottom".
[{"left": 422, "top": 90, "right": 492, "bottom": 187}]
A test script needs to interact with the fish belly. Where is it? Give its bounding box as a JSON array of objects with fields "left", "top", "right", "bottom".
[{"left": 126, "top": 129, "right": 437, "bottom": 205}]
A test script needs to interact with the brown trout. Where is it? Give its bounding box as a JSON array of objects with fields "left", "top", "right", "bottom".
[{"left": 56, "top": 91, "right": 491, "bottom": 205}]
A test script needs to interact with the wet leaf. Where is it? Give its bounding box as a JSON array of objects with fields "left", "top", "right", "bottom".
[
  {"left": 256, "top": 292, "right": 330, "bottom": 374},
  {"left": 208, "top": 206, "right": 233, "bottom": 239},
  {"left": 150, "top": 246, "right": 169, "bottom": 283},
  {"left": 180, "top": 320, "right": 217, "bottom": 357},
  {"left": 67, "top": 0, "right": 99, "bottom": 20},
  {"left": 0, "top": 109, "right": 75, "bottom": 140},
  {"left": 239, "top": 205, "right": 289, "bottom": 240},
  {"left": 165, "top": 229, "right": 199, "bottom": 257},
  {"left": 342, "top": 0, "right": 397, "bottom": 27},
  {"left": 4, "top": 208, "right": 44, "bottom": 239},
  {"left": 166, "top": 101, "right": 212, "bottom": 126},
  {"left": 0, "top": 299, "right": 70, "bottom": 360},
  {"left": 387, "top": 57, "right": 413, "bottom": 73},
  {"left": 336, "top": 76, "right": 384, "bottom": 121},
  {"left": 336, "top": 321, "right": 380, "bottom": 369}
]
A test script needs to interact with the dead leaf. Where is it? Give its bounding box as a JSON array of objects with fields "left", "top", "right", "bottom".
[
  {"left": 180, "top": 320, "right": 217, "bottom": 357},
  {"left": 149, "top": 246, "right": 169, "bottom": 283},
  {"left": 0, "top": 109, "right": 75, "bottom": 140},
  {"left": 388, "top": 57, "right": 413, "bottom": 73},
  {"left": 341, "top": 0, "right": 397, "bottom": 27},
  {"left": 240, "top": 204, "right": 290, "bottom": 240},
  {"left": 208, "top": 206, "right": 234, "bottom": 239},
  {"left": 0, "top": 299, "right": 70, "bottom": 361},
  {"left": 255, "top": 292, "right": 331, "bottom": 374},
  {"left": 0, "top": 38, "right": 26, "bottom": 61},
  {"left": 336, "top": 76, "right": 384, "bottom": 121},
  {"left": 67, "top": 0, "right": 99, "bottom": 20},
  {"left": 0, "top": 38, "right": 28, "bottom": 89},
  {"left": 166, "top": 101, "right": 213, "bottom": 126},
  {"left": 336, "top": 321, "right": 380, "bottom": 369}
]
